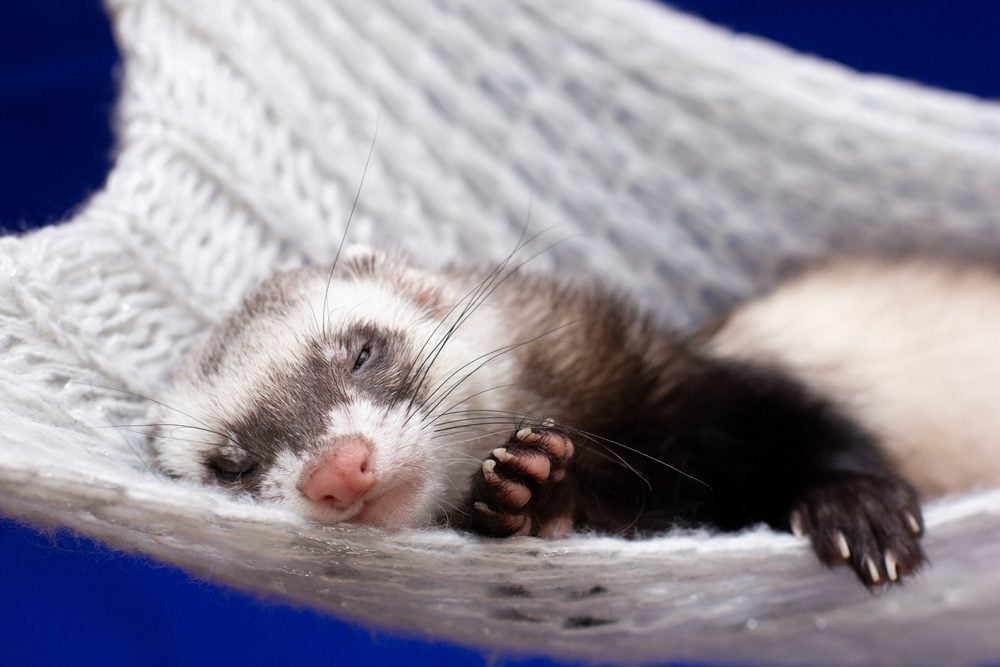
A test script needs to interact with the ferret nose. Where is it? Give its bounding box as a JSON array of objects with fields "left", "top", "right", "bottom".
[{"left": 302, "top": 436, "right": 375, "bottom": 509}]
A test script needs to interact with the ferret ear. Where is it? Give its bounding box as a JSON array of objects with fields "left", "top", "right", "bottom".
[
  {"left": 340, "top": 244, "right": 382, "bottom": 275},
  {"left": 391, "top": 262, "right": 444, "bottom": 312},
  {"left": 340, "top": 245, "right": 443, "bottom": 311}
]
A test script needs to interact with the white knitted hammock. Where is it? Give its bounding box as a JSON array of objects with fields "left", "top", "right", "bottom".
[{"left": 3, "top": 1, "right": 1000, "bottom": 664}]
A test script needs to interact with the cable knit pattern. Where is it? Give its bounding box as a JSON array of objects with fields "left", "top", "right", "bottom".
[{"left": 2, "top": 0, "right": 1000, "bottom": 663}]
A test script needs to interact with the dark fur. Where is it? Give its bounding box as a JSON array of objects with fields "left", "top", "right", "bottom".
[{"left": 459, "top": 271, "right": 924, "bottom": 587}]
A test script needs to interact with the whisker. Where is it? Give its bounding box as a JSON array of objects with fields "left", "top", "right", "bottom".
[
  {"left": 419, "top": 319, "right": 583, "bottom": 424},
  {"left": 92, "top": 422, "right": 239, "bottom": 447},
  {"left": 429, "top": 407, "right": 706, "bottom": 489},
  {"left": 438, "top": 429, "right": 515, "bottom": 447},
  {"left": 91, "top": 414, "right": 159, "bottom": 476},
  {"left": 430, "top": 382, "right": 528, "bottom": 417},
  {"left": 67, "top": 380, "right": 215, "bottom": 432},
  {"left": 401, "top": 222, "right": 569, "bottom": 419},
  {"left": 104, "top": 425, "right": 219, "bottom": 448},
  {"left": 400, "top": 227, "right": 540, "bottom": 415},
  {"left": 433, "top": 420, "right": 523, "bottom": 433},
  {"left": 322, "top": 112, "right": 380, "bottom": 339}
]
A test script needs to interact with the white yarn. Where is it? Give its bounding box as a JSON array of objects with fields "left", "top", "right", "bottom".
[{"left": 2, "top": 0, "right": 1000, "bottom": 663}]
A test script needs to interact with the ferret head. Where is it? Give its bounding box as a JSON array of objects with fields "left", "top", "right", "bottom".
[{"left": 150, "top": 246, "right": 511, "bottom": 528}]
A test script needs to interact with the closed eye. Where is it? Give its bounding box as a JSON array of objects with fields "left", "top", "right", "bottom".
[
  {"left": 208, "top": 459, "right": 257, "bottom": 484},
  {"left": 353, "top": 345, "right": 371, "bottom": 371}
]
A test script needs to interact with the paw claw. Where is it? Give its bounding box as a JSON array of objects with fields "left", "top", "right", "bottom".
[
  {"left": 885, "top": 552, "right": 898, "bottom": 582},
  {"left": 905, "top": 511, "right": 922, "bottom": 535},
  {"left": 492, "top": 447, "right": 513, "bottom": 463},
  {"left": 865, "top": 557, "right": 881, "bottom": 584},
  {"left": 834, "top": 531, "right": 851, "bottom": 560},
  {"left": 790, "top": 511, "right": 805, "bottom": 539},
  {"left": 516, "top": 427, "right": 541, "bottom": 444}
]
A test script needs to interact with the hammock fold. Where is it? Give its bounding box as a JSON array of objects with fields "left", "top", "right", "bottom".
[{"left": 2, "top": 0, "right": 1000, "bottom": 663}]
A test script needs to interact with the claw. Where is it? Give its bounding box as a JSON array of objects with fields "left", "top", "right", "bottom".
[
  {"left": 789, "top": 511, "right": 805, "bottom": 539},
  {"left": 834, "top": 531, "right": 851, "bottom": 560},
  {"left": 492, "top": 447, "right": 513, "bottom": 463},
  {"left": 516, "top": 427, "right": 541, "bottom": 444},
  {"left": 864, "top": 557, "right": 881, "bottom": 584},
  {"left": 885, "top": 552, "right": 899, "bottom": 582}
]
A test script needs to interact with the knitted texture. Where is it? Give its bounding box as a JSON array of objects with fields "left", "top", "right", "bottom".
[{"left": 2, "top": 0, "right": 1000, "bottom": 663}]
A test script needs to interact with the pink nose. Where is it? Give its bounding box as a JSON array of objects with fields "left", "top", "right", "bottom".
[{"left": 301, "top": 436, "right": 375, "bottom": 509}]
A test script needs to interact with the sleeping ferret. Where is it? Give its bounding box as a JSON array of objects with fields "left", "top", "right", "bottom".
[{"left": 149, "top": 246, "right": 1000, "bottom": 587}]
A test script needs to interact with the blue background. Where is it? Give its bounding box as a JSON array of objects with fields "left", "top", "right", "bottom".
[{"left": 1, "top": 1, "right": 998, "bottom": 665}]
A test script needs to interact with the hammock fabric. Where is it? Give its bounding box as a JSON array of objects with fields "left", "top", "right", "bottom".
[{"left": 2, "top": 0, "right": 1000, "bottom": 663}]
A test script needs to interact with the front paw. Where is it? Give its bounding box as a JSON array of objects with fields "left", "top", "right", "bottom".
[
  {"left": 791, "top": 474, "right": 924, "bottom": 587},
  {"left": 464, "top": 422, "right": 575, "bottom": 538}
]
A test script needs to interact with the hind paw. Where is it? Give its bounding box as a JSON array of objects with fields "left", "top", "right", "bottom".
[
  {"left": 464, "top": 422, "right": 575, "bottom": 538},
  {"left": 791, "top": 474, "right": 925, "bottom": 587}
]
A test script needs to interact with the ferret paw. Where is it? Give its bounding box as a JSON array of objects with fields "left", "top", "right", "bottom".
[
  {"left": 790, "top": 474, "right": 925, "bottom": 588},
  {"left": 463, "top": 421, "right": 575, "bottom": 538}
]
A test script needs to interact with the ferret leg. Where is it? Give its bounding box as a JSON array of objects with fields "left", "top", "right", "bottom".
[{"left": 662, "top": 356, "right": 927, "bottom": 587}]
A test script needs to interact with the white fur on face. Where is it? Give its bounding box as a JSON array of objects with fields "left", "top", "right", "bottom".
[
  {"left": 153, "top": 260, "right": 522, "bottom": 527},
  {"left": 256, "top": 395, "right": 442, "bottom": 527},
  {"left": 153, "top": 268, "right": 432, "bottom": 479},
  {"left": 708, "top": 258, "right": 1000, "bottom": 497}
]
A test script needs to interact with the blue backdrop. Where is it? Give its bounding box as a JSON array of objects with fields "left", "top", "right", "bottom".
[{"left": 1, "top": 2, "right": 998, "bottom": 665}]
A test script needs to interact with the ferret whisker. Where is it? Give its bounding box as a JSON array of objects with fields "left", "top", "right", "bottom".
[
  {"left": 429, "top": 410, "right": 541, "bottom": 432},
  {"left": 106, "top": 425, "right": 218, "bottom": 448},
  {"left": 562, "top": 426, "right": 705, "bottom": 488},
  {"left": 399, "top": 224, "right": 539, "bottom": 405},
  {"left": 430, "top": 411, "right": 523, "bottom": 425},
  {"left": 317, "top": 304, "right": 351, "bottom": 342},
  {"left": 442, "top": 410, "right": 651, "bottom": 485},
  {"left": 433, "top": 420, "right": 523, "bottom": 434},
  {"left": 432, "top": 497, "right": 467, "bottom": 521},
  {"left": 614, "top": 497, "right": 648, "bottom": 537},
  {"left": 572, "top": 434, "right": 652, "bottom": 490},
  {"left": 419, "top": 319, "right": 583, "bottom": 423},
  {"left": 415, "top": 232, "right": 577, "bottom": 407},
  {"left": 437, "top": 496, "right": 466, "bottom": 514},
  {"left": 326, "top": 300, "right": 375, "bottom": 339},
  {"left": 97, "top": 422, "right": 240, "bottom": 447},
  {"left": 322, "top": 112, "right": 379, "bottom": 339},
  {"left": 432, "top": 422, "right": 521, "bottom": 435},
  {"left": 439, "top": 429, "right": 515, "bottom": 447},
  {"left": 426, "top": 382, "right": 530, "bottom": 426},
  {"left": 421, "top": 317, "right": 581, "bottom": 412},
  {"left": 430, "top": 407, "right": 698, "bottom": 487},
  {"left": 401, "top": 239, "right": 528, "bottom": 417},
  {"left": 90, "top": 415, "right": 159, "bottom": 475},
  {"left": 403, "top": 223, "right": 566, "bottom": 419},
  {"left": 67, "top": 380, "right": 216, "bottom": 432}
]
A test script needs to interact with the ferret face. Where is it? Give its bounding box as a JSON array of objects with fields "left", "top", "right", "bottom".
[{"left": 150, "top": 247, "right": 508, "bottom": 528}]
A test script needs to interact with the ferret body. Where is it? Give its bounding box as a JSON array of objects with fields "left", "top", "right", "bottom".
[{"left": 151, "top": 247, "right": 1000, "bottom": 586}]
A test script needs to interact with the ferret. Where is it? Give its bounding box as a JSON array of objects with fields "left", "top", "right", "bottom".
[{"left": 149, "top": 245, "right": 1000, "bottom": 587}]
